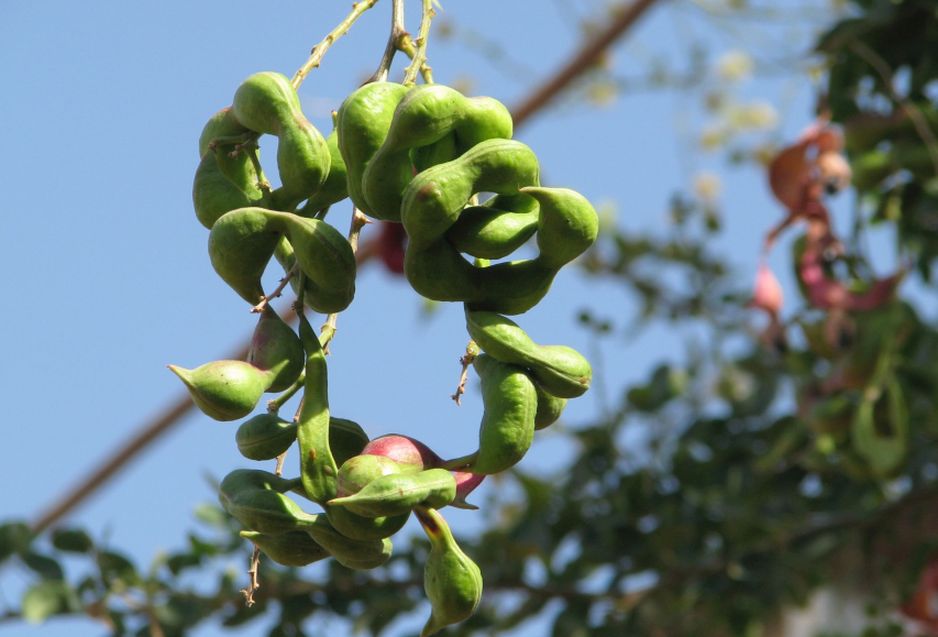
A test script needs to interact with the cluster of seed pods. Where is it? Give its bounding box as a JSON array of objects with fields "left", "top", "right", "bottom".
[{"left": 171, "top": 71, "right": 597, "bottom": 635}]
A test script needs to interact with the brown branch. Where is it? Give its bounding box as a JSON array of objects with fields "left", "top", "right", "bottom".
[
  {"left": 510, "top": 0, "right": 662, "bottom": 127},
  {"left": 29, "top": 0, "right": 662, "bottom": 534}
]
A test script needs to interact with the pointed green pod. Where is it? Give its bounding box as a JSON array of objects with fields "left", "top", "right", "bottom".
[
  {"left": 218, "top": 468, "right": 302, "bottom": 501},
  {"left": 232, "top": 72, "right": 330, "bottom": 208},
  {"left": 208, "top": 207, "right": 282, "bottom": 304},
  {"left": 416, "top": 507, "right": 483, "bottom": 636},
  {"left": 329, "top": 468, "right": 457, "bottom": 518},
  {"left": 534, "top": 384, "right": 567, "bottom": 430},
  {"left": 240, "top": 530, "right": 329, "bottom": 567},
  {"left": 296, "top": 315, "right": 338, "bottom": 504},
  {"left": 335, "top": 81, "right": 409, "bottom": 216},
  {"left": 235, "top": 413, "right": 297, "bottom": 460},
  {"left": 466, "top": 310, "right": 592, "bottom": 398},
  {"left": 522, "top": 186, "right": 599, "bottom": 269},
  {"left": 222, "top": 488, "right": 316, "bottom": 535},
  {"left": 247, "top": 306, "right": 304, "bottom": 392},
  {"left": 467, "top": 354, "right": 537, "bottom": 474},
  {"left": 303, "top": 516, "right": 394, "bottom": 570},
  {"left": 192, "top": 153, "right": 263, "bottom": 229},
  {"left": 446, "top": 193, "right": 539, "bottom": 259},
  {"left": 168, "top": 360, "right": 273, "bottom": 421}
]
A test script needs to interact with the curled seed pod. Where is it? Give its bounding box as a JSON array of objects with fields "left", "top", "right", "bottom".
[
  {"left": 232, "top": 71, "right": 331, "bottom": 209},
  {"left": 235, "top": 413, "right": 297, "bottom": 460},
  {"left": 248, "top": 306, "right": 304, "bottom": 392},
  {"left": 325, "top": 505, "right": 409, "bottom": 542},
  {"left": 168, "top": 360, "right": 273, "bottom": 421},
  {"left": 466, "top": 310, "right": 592, "bottom": 398},
  {"left": 328, "top": 469, "right": 457, "bottom": 518},
  {"left": 467, "top": 354, "right": 537, "bottom": 475},
  {"left": 208, "top": 207, "right": 282, "bottom": 305},
  {"left": 240, "top": 530, "right": 329, "bottom": 567},
  {"left": 218, "top": 469, "right": 302, "bottom": 504},
  {"left": 303, "top": 516, "right": 394, "bottom": 570},
  {"left": 416, "top": 507, "right": 483, "bottom": 636},
  {"left": 361, "top": 84, "right": 513, "bottom": 221},
  {"left": 534, "top": 384, "right": 567, "bottom": 430},
  {"left": 361, "top": 434, "right": 442, "bottom": 470},
  {"left": 330, "top": 453, "right": 410, "bottom": 541}
]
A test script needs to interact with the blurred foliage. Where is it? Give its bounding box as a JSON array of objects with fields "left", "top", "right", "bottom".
[{"left": 5, "top": 0, "right": 938, "bottom": 636}]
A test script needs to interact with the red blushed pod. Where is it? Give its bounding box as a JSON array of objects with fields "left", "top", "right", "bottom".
[
  {"left": 450, "top": 472, "right": 485, "bottom": 510},
  {"left": 362, "top": 434, "right": 443, "bottom": 470}
]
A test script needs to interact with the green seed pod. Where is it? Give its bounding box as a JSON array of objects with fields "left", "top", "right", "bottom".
[
  {"left": 222, "top": 488, "right": 316, "bottom": 535},
  {"left": 218, "top": 468, "right": 302, "bottom": 505},
  {"left": 193, "top": 108, "right": 268, "bottom": 229},
  {"left": 208, "top": 207, "right": 282, "bottom": 305},
  {"left": 412, "top": 132, "right": 457, "bottom": 173},
  {"left": 468, "top": 354, "right": 537, "bottom": 474},
  {"left": 240, "top": 530, "right": 329, "bottom": 567},
  {"left": 296, "top": 314, "right": 338, "bottom": 505},
  {"left": 523, "top": 186, "right": 599, "bottom": 269},
  {"left": 329, "top": 468, "right": 456, "bottom": 518},
  {"left": 336, "top": 454, "right": 403, "bottom": 497},
  {"left": 446, "top": 193, "right": 539, "bottom": 259},
  {"left": 402, "top": 139, "right": 539, "bottom": 250},
  {"left": 336, "top": 82, "right": 409, "bottom": 217},
  {"left": 168, "top": 360, "right": 273, "bottom": 421},
  {"left": 248, "top": 306, "right": 304, "bottom": 392},
  {"left": 232, "top": 72, "right": 330, "bottom": 209},
  {"left": 300, "top": 128, "right": 348, "bottom": 215},
  {"left": 209, "top": 207, "right": 355, "bottom": 312},
  {"left": 329, "top": 417, "right": 370, "bottom": 467},
  {"left": 534, "top": 384, "right": 567, "bottom": 430},
  {"left": 303, "top": 515, "right": 394, "bottom": 570},
  {"left": 329, "top": 453, "right": 410, "bottom": 541},
  {"left": 235, "top": 413, "right": 297, "bottom": 461},
  {"left": 362, "top": 85, "right": 513, "bottom": 221},
  {"left": 416, "top": 507, "right": 483, "bottom": 637},
  {"left": 466, "top": 310, "right": 592, "bottom": 398}
]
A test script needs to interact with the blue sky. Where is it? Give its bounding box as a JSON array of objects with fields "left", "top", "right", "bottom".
[{"left": 0, "top": 1, "right": 843, "bottom": 635}]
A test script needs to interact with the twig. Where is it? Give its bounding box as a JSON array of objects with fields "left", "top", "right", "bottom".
[
  {"left": 320, "top": 209, "right": 371, "bottom": 353},
  {"left": 848, "top": 39, "right": 938, "bottom": 179},
  {"left": 451, "top": 340, "right": 480, "bottom": 405},
  {"left": 267, "top": 373, "right": 305, "bottom": 413},
  {"left": 369, "top": 0, "right": 407, "bottom": 82},
  {"left": 252, "top": 263, "right": 300, "bottom": 314},
  {"left": 291, "top": 0, "right": 381, "bottom": 90},
  {"left": 240, "top": 546, "right": 262, "bottom": 607},
  {"left": 402, "top": 0, "right": 435, "bottom": 85}
]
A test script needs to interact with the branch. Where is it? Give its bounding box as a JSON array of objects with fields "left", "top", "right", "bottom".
[
  {"left": 402, "top": 0, "right": 435, "bottom": 85},
  {"left": 291, "top": 0, "right": 380, "bottom": 90}
]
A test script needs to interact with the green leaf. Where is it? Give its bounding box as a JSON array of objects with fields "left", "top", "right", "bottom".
[
  {"left": 97, "top": 550, "right": 138, "bottom": 586},
  {"left": 22, "top": 552, "right": 64, "bottom": 580},
  {"left": 0, "top": 521, "right": 32, "bottom": 562},
  {"left": 51, "top": 528, "right": 94, "bottom": 553},
  {"left": 21, "top": 580, "right": 76, "bottom": 623},
  {"left": 852, "top": 381, "right": 908, "bottom": 477},
  {"left": 193, "top": 503, "right": 229, "bottom": 528}
]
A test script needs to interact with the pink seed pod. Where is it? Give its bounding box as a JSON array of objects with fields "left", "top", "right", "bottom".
[
  {"left": 816, "top": 151, "right": 852, "bottom": 194},
  {"left": 751, "top": 263, "right": 783, "bottom": 317},
  {"left": 799, "top": 243, "right": 902, "bottom": 312},
  {"left": 450, "top": 472, "right": 486, "bottom": 510},
  {"left": 362, "top": 434, "right": 443, "bottom": 470}
]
